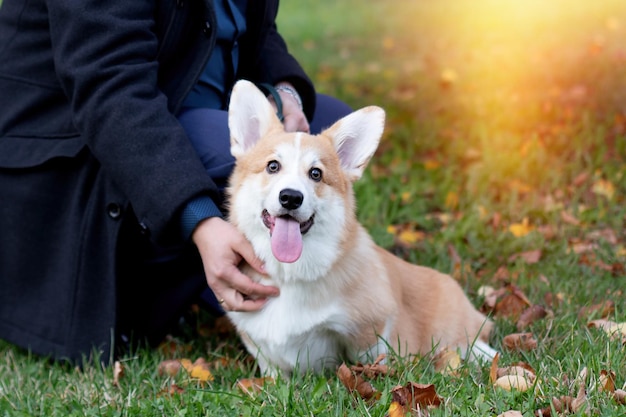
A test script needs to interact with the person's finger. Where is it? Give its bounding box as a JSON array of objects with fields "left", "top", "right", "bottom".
[
  {"left": 233, "top": 234, "right": 267, "bottom": 276},
  {"left": 227, "top": 265, "right": 279, "bottom": 298}
]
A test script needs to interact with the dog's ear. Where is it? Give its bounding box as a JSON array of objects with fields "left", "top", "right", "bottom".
[
  {"left": 228, "top": 80, "right": 282, "bottom": 158},
  {"left": 322, "top": 106, "right": 385, "bottom": 180}
]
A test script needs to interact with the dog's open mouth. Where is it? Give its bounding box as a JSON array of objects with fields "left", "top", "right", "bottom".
[{"left": 262, "top": 209, "right": 314, "bottom": 263}]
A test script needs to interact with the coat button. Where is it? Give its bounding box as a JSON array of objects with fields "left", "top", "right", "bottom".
[
  {"left": 107, "top": 203, "right": 122, "bottom": 219},
  {"left": 138, "top": 221, "right": 150, "bottom": 236},
  {"left": 202, "top": 21, "right": 211, "bottom": 36}
]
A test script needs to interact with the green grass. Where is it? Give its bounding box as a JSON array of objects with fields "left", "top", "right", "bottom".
[{"left": 2, "top": 0, "right": 626, "bottom": 415}]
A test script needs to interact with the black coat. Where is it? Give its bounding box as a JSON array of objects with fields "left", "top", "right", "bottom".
[{"left": 0, "top": 0, "right": 315, "bottom": 362}]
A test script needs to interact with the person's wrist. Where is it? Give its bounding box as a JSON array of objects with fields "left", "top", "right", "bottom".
[{"left": 274, "top": 83, "right": 303, "bottom": 110}]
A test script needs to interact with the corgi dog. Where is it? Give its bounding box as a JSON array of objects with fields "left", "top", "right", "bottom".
[{"left": 225, "top": 80, "right": 495, "bottom": 376}]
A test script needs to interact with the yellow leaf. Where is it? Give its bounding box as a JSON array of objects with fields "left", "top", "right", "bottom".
[
  {"left": 190, "top": 365, "right": 214, "bottom": 382},
  {"left": 236, "top": 377, "right": 274, "bottom": 396},
  {"left": 423, "top": 159, "right": 440, "bottom": 170},
  {"left": 445, "top": 191, "right": 459, "bottom": 210},
  {"left": 180, "top": 358, "right": 193, "bottom": 372},
  {"left": 398, "top": 229, "right": 425, "bottom": 245},
  {"left": 434, "top": 348, "right": 461, "bottom": 375},
  {"left": 592, "top": 179, "right": 615, "bottom": 200},
  {"left": 508, "top": 217, "right": 533, "bottom": 237},
  {"left": 400, "top": 191, "right": 411, "bottom": 204},
  {"left": 387, "top": 401, "right": 405, "bottom": 417}
]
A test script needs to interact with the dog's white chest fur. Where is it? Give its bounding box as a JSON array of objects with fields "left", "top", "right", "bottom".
[{"left": 229, "top": 284, "right": 352, "bottom": 375}]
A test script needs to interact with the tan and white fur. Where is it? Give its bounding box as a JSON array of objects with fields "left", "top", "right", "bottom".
[{"left": 226, "top": 80, "right": 496, "bottom": 376}]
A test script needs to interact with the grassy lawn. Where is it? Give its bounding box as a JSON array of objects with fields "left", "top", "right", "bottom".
[{"left": 2, "top": 0, "right": 626, "bottom": 415}]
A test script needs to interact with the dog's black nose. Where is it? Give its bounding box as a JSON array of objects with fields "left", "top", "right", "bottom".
[{"left": 279, "top": 188, "right": 304, "bottom": 210}]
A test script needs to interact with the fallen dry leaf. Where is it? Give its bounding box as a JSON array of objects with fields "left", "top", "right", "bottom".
[
  {"left": 508, "top": 249, "right": 542, "bottom": 264},
  {"left": 498, "top": 411, "right": 523, "bottom": 417},
  {"left": 387, "top": 401, "right": 405, "bottom": 417},
  {"left": 587, "top": 319, "right": 626, "bottom": 342},
  {"left": 578, "top": 300, "right": 615, "bottom": 319},
  {"left": 433, "top": 348, "right": 461, "bottom": 375},
  {"left": 614, "top": 389, "right": 626, "bottom": 404},
  {"left": 350, "top": 354, "right": 390, "bottom": 378},
  {"left": 494, "top": 374, "right": 533, "bottom": 392},
  {"left": 508, "top": 217, "right": 533, "bottom": 237},
  {"left": 489, "top": 284, "right": 532, "bottom": 320},
  {"left": 497, "top": 365, "right": 537, "bottom": 383},
  {"left": 171, "top": 357, "right": 215, "bottom": 383},
  {"left": 517, "top": 305, "right": 551, "bottom": 330},
  {"left": 489, "top": 353, "right": 500, "bottom": 384},
  {"left": 503, "top": 332, "right": 538, "bottom": 351},
  {"left": 188, "top": 358, "right": 214, "bottom": 383},
  {"left": 158, "top": 359, "right": 183, "bottom": 377},
  {"left": 560, "top": 210, "right": 580, "bottom": 226},
  {"left": 236, "top": 377, "right": 274, "bottom": 396},
  {"left": 337, "top": 363, "right": 379, "bottom": 401},
  {"left": 391, "top": 382, "right": 443, "bottom": 413},
  {"left": 599, "top": 369, "right": 616, "bottom": 393},
  {"left": 113, "top": 361, "right": 124, "bottom": 387},
  {"left": 592, "top": 178, "right": 615, "bottom": 200},
  {"left": 157, "top": 383, "right": 185, "bottom": 397}
]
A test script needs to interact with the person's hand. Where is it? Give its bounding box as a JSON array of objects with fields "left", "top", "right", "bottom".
[
  {"left": 192, "top": 217, "right": 279, "bottom": 311},
  {"left": 269, "top": 82, "right": 310, "bottom": 133}
]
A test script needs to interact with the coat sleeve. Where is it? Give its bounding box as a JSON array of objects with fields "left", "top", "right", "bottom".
[{"left": 46, "top": 0, "right": 217, "bottom": 243}]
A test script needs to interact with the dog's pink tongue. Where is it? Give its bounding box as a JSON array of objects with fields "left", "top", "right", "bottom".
[{"left": 271, "top": 216, "right": 303, "bottom": 263}]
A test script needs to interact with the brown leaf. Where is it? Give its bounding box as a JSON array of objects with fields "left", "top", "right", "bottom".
[
  {"left": 502, "top": 333, "right": 538, "bottom": 351},
  {"left": 337, "top": 363, "right": 379, "bottom": 401},
  {"left": 572, "top": 171, "right": 590, "bottom": 187},
  {"left": 158, "top": 359, "right": 183, "bottom": 377},
  {"left": 391, "top": 382, "right": 443, "bottom": 410},
  {"left": 517, "top": 305, "right": 550, "bottom": 330},
  {"left": 614, "top": 389, "right": 626, "bottom": 404},
  {"left": 236, "top": 377, "right": 274, "bottom": 396},
  {"left": 350, "top": 354, "right": 391, "bottom": 378},
  {"left": 578, "top": 300, "right": 614, "bottom": 319},
  {"left": 599, "top": 369, "right": 616, "bottom": 393},
  {"left": 157, "top": 336, "right": 193, "bottom": 355},
  {"left": 489, "top": 353, "right": 500, "bottom": 384},
  {"left": 586, "top": 228, "right": 618, "bottom": 245},
  {"left": 113, "top": 361, "right": 124, "bottom": 387},
  {"left": 571, "top": 386, "right": 589, "bottom": 413},
  {"left": 157, "top": 383, "right": 185, "bottom": 397},
  {"left": 560, "top": 211, "right": 580, "bottom": 226},
  {"left": 493, "top": 284, "right": 532, "bottom": 320},
  {"left": 508, "top": 249, "right": 542, "bottom": 264},
  {"left": 493, "top": 266, "right": 511, "bottom": 282}
]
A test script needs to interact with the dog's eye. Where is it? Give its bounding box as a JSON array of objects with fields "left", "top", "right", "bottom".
[
  {"left": 309, "top": 167, "right": 323, "bottom": 182},
  {"left": 266, "top": 160, "right": 281, "bottom": 174}
]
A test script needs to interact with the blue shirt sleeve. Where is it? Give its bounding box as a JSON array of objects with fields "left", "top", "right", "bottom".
[{"left": 180, "top": 195, "right": 224, "bottom": 241}]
